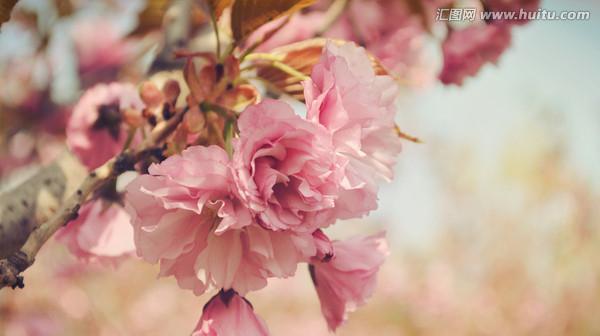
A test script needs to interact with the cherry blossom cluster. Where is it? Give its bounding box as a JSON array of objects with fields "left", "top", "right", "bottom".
[
  {"left": 58, "top": 41, "right": 396, "bottom": 334},
  {"left": 250, "top": 0, "right": 540, "bottom": 86},
  {"left": 0, "top": 0, "right": 539, "bottom": 334}
]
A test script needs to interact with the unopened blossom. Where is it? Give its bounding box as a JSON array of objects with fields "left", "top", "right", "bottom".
[
  {"left": 192, "top": 290, "right": 269, "bottom": 336},
  {"left": 55, "top": 200, "right": 135, "bottom": 265},
  {"left": 304, "top": 41, "right": 402, "bottom": 219},
  {"left": 125, "top": 146, "right": 317, "bottom": 296},
  {"left": 232, "top": 99, "right": 344, "bottom": 232},
  {"left": 66, "top": 82, "right": 145, "bottom": 170},
  {"left": 310, "top": 232, "right": 389, "bottom": 331},
  {"left": 439, "top": 24, "right": 512, "bottom": 85}
]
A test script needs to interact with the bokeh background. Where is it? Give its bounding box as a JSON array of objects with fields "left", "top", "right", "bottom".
[{"left": 1, "top": 0, "right": 599, "bottom": 335}]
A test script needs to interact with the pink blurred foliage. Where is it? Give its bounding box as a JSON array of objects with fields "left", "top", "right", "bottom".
[
  {"left": 439, "top": 24, "right": 512, "bottom": 85},
  {"left": 485, "top": 0, "right": 541, "bottom": 25},
  {"left": 439, "top": 0, "right": 540, "bottom": 84},
  {"left": 68, "top": 17, "right": 143, "bottom": 90},
  {"left": 0, "top": 0, "right": 149, "bottom": 178}
]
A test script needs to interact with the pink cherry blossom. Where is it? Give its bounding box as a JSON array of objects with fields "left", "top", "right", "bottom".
[
  {"left": 232, "top": 99, "right": 343, "bottom": 232},
  {"left": 125, "top": 145, "right": 317, "bottom": 295},
  {"left": 439, "top": 24, "right": 512, "bottom": 85},
  {"left": 192, "top": 290, "right": 269, "bottom": 336},
  {"left": 55, "top": 200, "right": 135, "bottom": 265},
  {"left": 66, "top": 82, "right": 144, "bottom": 170},
  {"left": 250, "top": 12, "right": 325, "bottom": 52},
  {"left": 485, "top": 0, "right": 541, "bottom": 25},
  {"left": 251, "top": 0, "right": 439, "bottom": 85},
  {"left": 310, "top": 232, "right": 389, "bottom": 331},
  {"left": 71, "top": 18, "right": 138, "bottom": 85},
  {"left": 304, "top": 41, "right": 402, "bottom": 219},
  {"left": 334, "top": 0, "right": 448, "bottom": 86}
]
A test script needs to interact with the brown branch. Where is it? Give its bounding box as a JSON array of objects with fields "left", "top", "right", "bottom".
[
  {"left": 0, "top": 151, "right": 88, "bottom": 259},
  {"left": 0, "top": 109, "right": 187, "bottom": 290}
]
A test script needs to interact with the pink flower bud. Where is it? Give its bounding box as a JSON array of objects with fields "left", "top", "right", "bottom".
[{"left": 193, "top": 290, "right": 269, "bottom": 336}]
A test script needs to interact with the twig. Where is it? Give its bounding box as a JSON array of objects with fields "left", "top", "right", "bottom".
[
  {"left": 395, "top": 125, "right": 422, "bottom": 144},
  {"left": 0, "top": 109, "right": 188, "bottom": 290},
  {"left": 315, "top": 0, "right": 350, "bottom": 37},
  {"left": 210, "top": 11, "right": 222, "bottom": 59},
  {"left": 245, "top": 53, "right": 309, "bottom": 81}
]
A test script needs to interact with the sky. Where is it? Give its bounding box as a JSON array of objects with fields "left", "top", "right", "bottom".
[{"left": 373, "top": 0, "right": 600, "bottom": 248}]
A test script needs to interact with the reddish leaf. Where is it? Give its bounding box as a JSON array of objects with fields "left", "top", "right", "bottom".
[
  {"left": 231, "top": 0, "right": 316, "bottom": 42},
  {"left": 254, "top": 38, "right": 390, "bottom": 101}
]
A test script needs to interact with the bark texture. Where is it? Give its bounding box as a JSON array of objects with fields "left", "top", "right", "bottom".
[{"left": 0, "top": 151, "right": 87, "bottom": 258}]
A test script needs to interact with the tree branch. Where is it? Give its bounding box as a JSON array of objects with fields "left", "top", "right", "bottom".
[
  {"left": 0, "top": 151, "right": 88, "bottom": 259},
  {"left": 0, "top": 109, "right": 187, "bottom": 290}
]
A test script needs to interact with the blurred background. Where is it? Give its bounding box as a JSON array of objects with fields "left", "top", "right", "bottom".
[{"left": 1, "top": 0, "right": 599, "bottom": 335}]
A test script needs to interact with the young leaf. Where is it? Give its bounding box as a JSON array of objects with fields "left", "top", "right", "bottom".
[
  {"left": 231, "top": 0, "right": 316, "bottom": 42},
  {"left": 253, "top": 38, "right": 390, "bottom": 101}
]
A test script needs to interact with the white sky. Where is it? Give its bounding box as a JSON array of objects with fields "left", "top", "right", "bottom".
[{"left": 374, "top": 0, "right": 600, "bottom": 248}]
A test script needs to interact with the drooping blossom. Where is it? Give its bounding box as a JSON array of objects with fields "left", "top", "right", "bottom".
[
  {"left": 125, "top": 145, "right": 317, "bottom": 296},
  {"left": 66, "top": 82, "right": 145, "bottom": 170},
  {"left": 55, "top": 200, "right": 135, "bottom": 265},
  {"left": 70, "top": 18, "right": 139, "bottom": 86},
  {"left": 304, "top": 41, "right": 402, "bottom": 219},
  {"left": 232, "top": 99, "right": 343, "bottom": 232},
  {"left": 192, "top": 290, "right": 269, "bottom": 336},
  {"left": 439, "top": 24, "right": 512, "bottom": 85},
  {"left": 310, "top": 232, "right": 389, "bottom": 331}
]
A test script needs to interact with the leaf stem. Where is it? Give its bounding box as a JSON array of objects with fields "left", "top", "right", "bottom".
[
  {"left": 245, "top": 53, "right": 309, "bottom": 81},
  {"left": 210, "top": 11, "right": 222, "bottom": 59}
]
